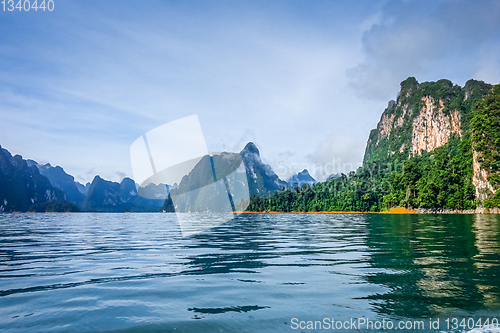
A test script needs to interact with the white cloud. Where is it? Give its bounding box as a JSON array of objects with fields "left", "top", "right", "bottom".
[
  {"left": 1, "top": 0, "right": 499, "bottom": 185},
  {"left": 348, "top": 0, "right": 500, "bottom": 100},
  {"left": 306, "top": 135, "right": 365, "bottom": 181}
]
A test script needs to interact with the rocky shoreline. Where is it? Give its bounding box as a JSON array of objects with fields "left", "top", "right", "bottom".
[{"left": 417, "top": 207, "right": 500, "bottom": 214}]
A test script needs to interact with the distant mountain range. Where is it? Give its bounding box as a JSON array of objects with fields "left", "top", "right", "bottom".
[
  {"left": 287, "top": 169, "right": 316, "bottom": 188},
  {"left": 83, "top": 176, "right": 165, "bottom": 212},
  {"left": 26, "top": 160, "right": 86, "bottom": 205},
  {"left": 326, "top": 173, "right": 341, "bottom": 181},
  {"left": 0, "top": 141, "right": 289, "bottom": 213},
  {"left": 0, "top": 145, "right": 68, "bottom": 212}
]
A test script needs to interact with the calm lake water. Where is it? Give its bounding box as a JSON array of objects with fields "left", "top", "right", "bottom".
[{"left": 1, "top": 213, "right": 500, "bottom": 332}]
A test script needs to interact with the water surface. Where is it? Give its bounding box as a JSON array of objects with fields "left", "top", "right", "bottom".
[{"left": 1, "top": 213, "right": 499, "bottom": 332}]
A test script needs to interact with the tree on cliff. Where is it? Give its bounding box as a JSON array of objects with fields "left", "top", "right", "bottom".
[{"left": 471, "top": 84, "right": 500, "bottom": 207}]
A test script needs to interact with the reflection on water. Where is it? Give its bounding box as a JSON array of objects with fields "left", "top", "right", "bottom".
[
  {"left": 0, "top": 213, "right": 499, "bottom": 332},
  {"left": 363, "top": 214, "right": 500, "bottom": 318},
  {"left": 473, "top": 215, "right": 500, "bottom": 309}
]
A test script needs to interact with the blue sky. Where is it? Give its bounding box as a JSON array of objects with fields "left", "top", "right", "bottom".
[{"left": 1, "top": 0, "right": 499, "bottom": 183}]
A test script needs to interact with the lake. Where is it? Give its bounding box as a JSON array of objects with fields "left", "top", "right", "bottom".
[{"left": 1, "top": 213, "right": 500, "bottom": 332}]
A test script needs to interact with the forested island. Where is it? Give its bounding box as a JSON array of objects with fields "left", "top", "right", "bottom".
[{"left": 246, "top": 78, "right": 500, "bottom": 213}]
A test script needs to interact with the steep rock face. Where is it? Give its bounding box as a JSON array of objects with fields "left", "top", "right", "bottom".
[
  {"left": 240, "top": 142, "right": 288, "bottom": 195},
  {"left": 376, "top": 101, "right": 396, "bottom": 142},
  {"left": 411, "top": 96, "right": 461, "bottom": 155},
  {"left": 364, "top": 77, "right": 491, "bottom": 165},
  {"left": 374, "top": 100, "right": 414, "bottom": 143},
  {"left": 472, "top": 149, "right": 496, "bottom": 201},
  {"left": 370, "top": 95, "right": 462, "bottom": 156},
  {"left": 470, "top": 84, "right": 500, "bottom": 204}
]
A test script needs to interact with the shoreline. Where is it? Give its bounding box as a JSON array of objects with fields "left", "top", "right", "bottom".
[
  {"left": 237, "top": 207, "right": 417, "bottom": 214},
  {"left": 238, "top": 207, "right": 500, "bottom": 214},
  {"left": 6, "top": 207, "right": 500, "bottom": 214}
]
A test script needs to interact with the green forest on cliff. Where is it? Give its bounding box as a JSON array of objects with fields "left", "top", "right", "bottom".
[
  {"left": 246, "top": 78, "right": 500, "bottom": 212},
  {"left": 472, "top": 84, "right": 500, "bottom": 208}
]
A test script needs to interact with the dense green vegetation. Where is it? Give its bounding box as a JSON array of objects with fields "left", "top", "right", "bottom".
[
  {"left": 246, "top": 136, "right": 476, "bottom": 212},
  {"left": 246, "top": 80, "right": 497, "bottom": 213},
  {"left": 364, "top": 78, "right": 491, "bottom": 167},
  {"left": 381, "top": 135, "right": 476, "bottom": 210},
  {"left": 471, "top": 84, "right": 500, "bottom": 208}
]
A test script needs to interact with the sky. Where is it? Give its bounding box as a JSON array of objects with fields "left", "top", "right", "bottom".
[{"left": 0, "top": 0, "right": 499, "bottom": 184}]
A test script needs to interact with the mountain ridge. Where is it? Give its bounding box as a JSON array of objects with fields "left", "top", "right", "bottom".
[
  {"left": 82, "top": 175, "right": 165, "bottom": 212},
  {"left": 26, "top": 160, "right": 86, "bottom": 207},
  {"left": 287, "top": 169, "right": 316, "bottom": 188},
  {"left": 0, "top": 142, "right": 290, "bottom": 213},
  {"left": 0, "top": 145, "right": 74, "bottom": 212}
]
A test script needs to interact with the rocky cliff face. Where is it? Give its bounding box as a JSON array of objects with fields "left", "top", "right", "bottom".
[
  {"left": 472, "top": 149, "right": 496, "bottom": 201},
  {"left": 364, "top": 77, "right": 491, "bottom": 165},
  {"left": 372, "top": 96, "right": 461, "bottom": 156},
  {"left": 27, "top": 160, "right": 85, "bottom": 206},
  {"left": 470, "top": 84, "right": 500, "bottom": 204},
  {"left": 240, "top": 142, "right": 288, "bottom": 195},
  {"left": 364, "top": 77, "right": 495, "bottom": 206},
  {"left": 411, "top": 96, "right": 461, "bottom": 155}
]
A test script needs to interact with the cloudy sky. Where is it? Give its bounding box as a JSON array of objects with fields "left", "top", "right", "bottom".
[{"left": 1, "top": 0, "right": 499, "bottom": 184}]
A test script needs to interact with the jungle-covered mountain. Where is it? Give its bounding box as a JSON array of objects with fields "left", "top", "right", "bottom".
[{"left": 246, "top": 77, "right": 500, "bottom": 212}]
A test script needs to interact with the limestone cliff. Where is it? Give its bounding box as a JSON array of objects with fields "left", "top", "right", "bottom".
[
  {"left": 411, "top": 96, "right": 461, "bottom": 155},
  {"left": 363, "top": 77, "right": 495, "bottom": 207},
  {"left": 364, "top": 77, "right": 491, "bottom": 165},
  {"left": 470, "top": 84, "right": 500, "bottom": 205},
  {"left": 372, "top": 95, "right": 461, "bottom": 157},
  {"left": 472, "top": 149, "right": 496, "bottom": 201}
]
